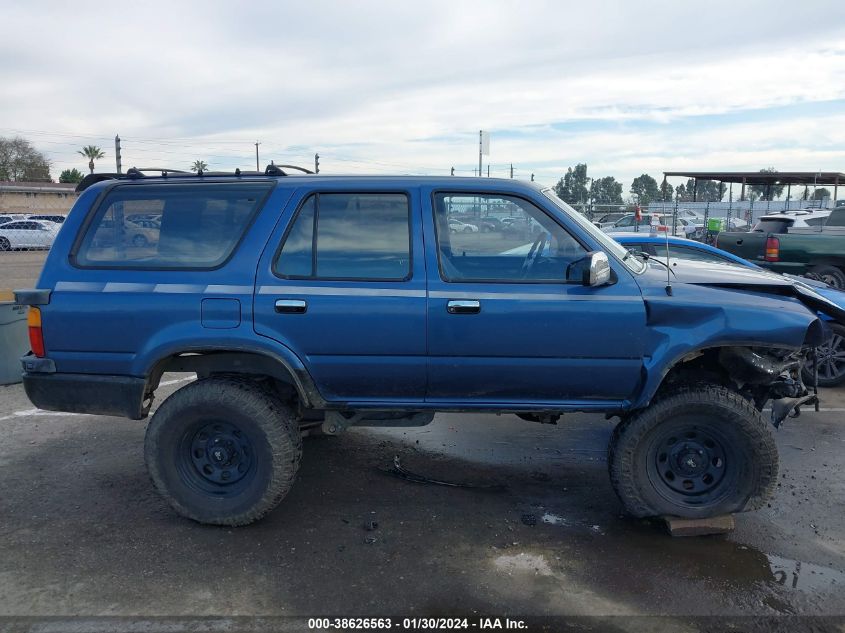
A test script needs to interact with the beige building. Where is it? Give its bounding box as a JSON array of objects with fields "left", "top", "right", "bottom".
[{"left": 0, "top": 181, "right": 79, "bottom": 215}]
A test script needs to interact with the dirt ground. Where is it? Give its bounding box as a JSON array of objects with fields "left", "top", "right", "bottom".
[{"left": 0, "top": 375, "right": 844, "bottom": 631}]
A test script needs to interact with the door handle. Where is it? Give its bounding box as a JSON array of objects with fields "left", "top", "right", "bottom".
[
  {"left": 275, "top": 299, "right": 307, "bottom": 314},
  {"left": 447, "top": 300, "right": 481, "bottom": 314}
]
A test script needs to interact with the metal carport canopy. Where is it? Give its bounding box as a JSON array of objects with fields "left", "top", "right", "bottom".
[{"left": 663, "top": 171, "right": 845, "bottom": 185}]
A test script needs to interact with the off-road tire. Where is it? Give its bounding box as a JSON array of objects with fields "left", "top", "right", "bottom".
[
  {"left": 608, "top": 384, "right": 778, "bottom": 519},
  {"left": 145, "top": 377, "right": 302, "bottom": 526},
  {"left": 810, "top": 265, "right": 845, "bottom": 290}
]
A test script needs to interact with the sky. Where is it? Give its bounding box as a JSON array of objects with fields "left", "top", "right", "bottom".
[{"left": 2, "top": 0, "right": 845, "bottom": 196}]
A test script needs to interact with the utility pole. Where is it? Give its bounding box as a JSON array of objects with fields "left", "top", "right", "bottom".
[
  {"left": 510, "top": 164, "right": 514, "bottom": 179},
  {"left": 255, "top": 142, "right": 260, "bottom": 171},
  {"left": 114, "top": 135, "right": 122, "bottom": 174},
  {"left": 315, "top": 153, "right": 320, "bottom": 174},
  {"left": 478, "top": 130, "right": 482, "bottom": 178},
  {"left": 487, "top": 165, "right": 489, "bottom": 177}
]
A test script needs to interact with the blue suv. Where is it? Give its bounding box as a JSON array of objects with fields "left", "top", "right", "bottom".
[{"left": 15, "top": 166, "right": 842, "bottom": 526}]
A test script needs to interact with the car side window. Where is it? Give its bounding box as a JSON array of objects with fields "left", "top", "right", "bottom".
[
  {"left": 275, "top": 192, "right": 411, "bottom": 281},
  {"left": 75, "top": 183, "right": 271, "bottom": 268},
  {"left": 432, "top": 193, "right": 587, "bottom": 283}
]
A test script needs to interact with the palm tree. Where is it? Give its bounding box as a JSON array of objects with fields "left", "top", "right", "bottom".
[
  {"left": 190, "top": 160, "right": 209, "bottom": 173},
  {"left": 78, "top": 145, "right": 105, "bottom": 174}
]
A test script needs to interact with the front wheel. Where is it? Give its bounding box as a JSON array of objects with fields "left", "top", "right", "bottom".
[
  {"left": 144, "top": 377, "right": 302, "bottom": 526},
  {"left": 608, "top": 385, "right": 777, "bottom": 519}
]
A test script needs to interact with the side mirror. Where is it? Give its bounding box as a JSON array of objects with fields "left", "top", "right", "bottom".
[{"left": 567, "top": 251, "right": 612, "bottom": 287}]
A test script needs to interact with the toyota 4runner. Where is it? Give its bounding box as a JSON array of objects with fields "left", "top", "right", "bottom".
[{"left": 15, "top": 166, "right": 843, "bottom": 526}]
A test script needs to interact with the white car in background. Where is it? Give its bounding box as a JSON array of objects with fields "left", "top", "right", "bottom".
[
  {"left": 449, "top": 219, "right": 479, "bottom": 233},
  {"left": 604, "top": 213, "right": 701, "bottom": 238},
  {"left": 0, "top": 219, "right": 61, "bottom": 250}
]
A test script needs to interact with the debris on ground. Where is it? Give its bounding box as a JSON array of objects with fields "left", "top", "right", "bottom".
[
  {"left": 382, "top": 456, "right": 506, "bottom": 491},
  {"left": 364, "top": 536, "right": 378, "bottom": 544},
  {"left": 521, "top": 513, "right": 537, "bottom": 527},
  {"left": 365, "top": 520, "right": 379, "bottom": 531}
]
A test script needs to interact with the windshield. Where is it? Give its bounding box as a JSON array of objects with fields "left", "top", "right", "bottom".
[{"left": 541, "top": 188, "right": 645, "bottom": 273}]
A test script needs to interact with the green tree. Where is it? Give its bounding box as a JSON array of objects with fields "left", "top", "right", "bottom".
[
  {"left": 749, "top": 168, "right": 784, "bottom": 201},
  {"left": 813, "top": 187, "right": 831, "bottom": 201},
  {"left": 0, "top": 136, "right": 52, "bottom": 181},
  {"left": 659, "top": 179, "right": 674, "bottom": 201},
  {"left": 590, "top": 176, "right": 623, "bottom": 204},
  {"left": 630, "top": 174, "right": 660, "bottom": 205},
  {"left": 674, "top": 179, "right": 724, "bottom": 202},
  {"left": 553, "top": 163, "right": 589, "bottom": 205},
  {"left": 77, "top": 145, "right": 105, "bottom": 174},
  {"left": 191, "top": 160, "right": 209, "bottom": 173},
  {"left": 59, "top": 168, "right": 84, "bottom": 184}
]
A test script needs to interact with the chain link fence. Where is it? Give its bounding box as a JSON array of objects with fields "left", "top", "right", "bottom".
[{"left": 0, "top": 213, "right": 66, "bottom": 252}]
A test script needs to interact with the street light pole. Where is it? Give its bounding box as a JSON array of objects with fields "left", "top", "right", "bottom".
[{"left": 255, "top": 142, "right": 260, "bottom": 171}]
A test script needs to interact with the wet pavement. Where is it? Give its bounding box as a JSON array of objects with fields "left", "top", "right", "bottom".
[{"left": 0, "top": 375, "right": 843, "bottom": 629}]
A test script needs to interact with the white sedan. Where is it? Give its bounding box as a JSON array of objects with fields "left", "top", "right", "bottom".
[
  {"left": 0, "top": 220, "right": 60, "bottom": 250},
  {"left": 449, "top": 220, "right": 479, "bottom": 233}
]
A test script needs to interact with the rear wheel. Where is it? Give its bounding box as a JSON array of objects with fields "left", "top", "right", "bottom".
[
  {"left": 608, "top": 385, "right": 777, "bottom": 518},
  {"left": 132, "top": 234, "right": 148, "bottom": 247},
  {"left": 0, "top": 237, "right": 10, "bottom": 251},
  {"left": 810, "top": 265, "right": 845, "bottom": 289},
  {"left": 144, "top": 377, "right": 302, "bottom": 526},
  {"left": 802, "top": 322, "right": 845, "bottom": 387}
]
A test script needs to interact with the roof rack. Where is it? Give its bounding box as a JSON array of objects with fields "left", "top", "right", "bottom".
[{"left": 75, "top": 163, "right": 315, "bottom": 193}]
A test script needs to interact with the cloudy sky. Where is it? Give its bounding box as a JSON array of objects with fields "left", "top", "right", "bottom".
[{"left": 3, "top": 0, "right": 845, "bottom": 195}]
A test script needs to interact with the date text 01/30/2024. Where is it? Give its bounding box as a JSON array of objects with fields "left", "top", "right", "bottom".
[{"left": 307, "top": 617, "right": 528, "bottom": 630}]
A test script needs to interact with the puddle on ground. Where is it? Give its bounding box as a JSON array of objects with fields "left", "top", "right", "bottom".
[{"left": 766, "top": 553, "right": 845, "bottom": 593}]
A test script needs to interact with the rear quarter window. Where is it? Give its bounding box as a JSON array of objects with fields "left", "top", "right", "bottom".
[
  {"left": 752, "top": 219, "right": 791, "bottom": 233},
  {"left": 73, "top": 182, "right": 272, "bottom": 268}
]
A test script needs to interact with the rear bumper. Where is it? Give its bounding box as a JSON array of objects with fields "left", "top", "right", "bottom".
[{"left": 21, "top": 358, "right": 148, "bottom": 420}]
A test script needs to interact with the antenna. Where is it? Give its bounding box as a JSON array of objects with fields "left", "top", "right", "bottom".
[{"left": 664, "top": 220, "right": 673, "bottom": 296}]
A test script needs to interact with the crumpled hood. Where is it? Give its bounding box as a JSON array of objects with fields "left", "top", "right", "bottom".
[{"left": 637, "top": 259, "right": 845, "bottom": 324}]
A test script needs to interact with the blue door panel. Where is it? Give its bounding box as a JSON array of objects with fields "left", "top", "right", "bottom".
[
  {"left": 305, "top": 355, "right": 428, "bottom": 401},
  {"left": 419, "top": 185, "right": 647, "bottom": 405},
  {"left": 253, "top": 187, "right": 428, "bottom": 402}
]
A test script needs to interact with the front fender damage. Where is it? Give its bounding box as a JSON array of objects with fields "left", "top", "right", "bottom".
[{"left": 636, "top": 284, "right": 829, "bottom": 426}]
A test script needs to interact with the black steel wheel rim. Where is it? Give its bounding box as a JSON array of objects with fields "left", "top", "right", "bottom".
[
  {"left": 646, "top": 422, "right": 738, "bottom": 506},
  {"left": 177, "top": 420, "right": 256, "bottom": 496},
  {"left": 818, "top": 333, "right": 845, "bottom": 380}
]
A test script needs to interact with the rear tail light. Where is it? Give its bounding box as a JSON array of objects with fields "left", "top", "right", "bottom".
[
  {"left": 27, "top": 307, "right": 45, "bottom": 358},
  {"left": 764, "top": 236, "right": 780, "bottom": 262}
]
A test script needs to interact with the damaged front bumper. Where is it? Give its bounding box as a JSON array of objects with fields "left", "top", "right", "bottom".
[{"left": 719, "top": 346, "right": 820, "bottom": 428}]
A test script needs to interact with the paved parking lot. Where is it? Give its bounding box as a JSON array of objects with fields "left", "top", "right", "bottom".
[
  {"left": 0, "top": 374, "right": 844, "bottom": 629},
  {"left": 1, "top": 252, "right": 844, "bottom": 630}
]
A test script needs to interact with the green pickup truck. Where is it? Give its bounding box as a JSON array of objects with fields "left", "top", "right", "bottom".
[{"left": 716, "top": 208, "right": 845, "bottom": 288}]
